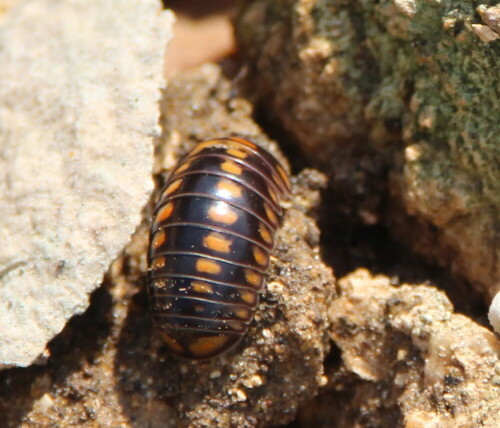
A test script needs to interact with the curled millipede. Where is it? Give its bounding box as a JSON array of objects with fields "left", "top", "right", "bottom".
[{"left": 148, "top": 136, "right": 291, "bottom": 359}]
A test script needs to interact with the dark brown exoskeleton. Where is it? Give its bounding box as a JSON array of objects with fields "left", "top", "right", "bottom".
[{"left": 148, "top": 137, "right": 291, "bottom": 359}]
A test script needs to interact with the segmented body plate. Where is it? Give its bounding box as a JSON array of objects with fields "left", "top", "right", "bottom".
[{"left": 148, "top": 137, "right": 291, "bottom": 359}]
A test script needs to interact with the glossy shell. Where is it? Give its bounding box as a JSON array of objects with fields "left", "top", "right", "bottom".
[{"left": 147, "top": 137, "right": 291, "bottom": 359}]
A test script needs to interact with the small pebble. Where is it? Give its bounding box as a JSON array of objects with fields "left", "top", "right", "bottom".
[{"left": 488, "top": 292, "right": 500, "bottom": 335}]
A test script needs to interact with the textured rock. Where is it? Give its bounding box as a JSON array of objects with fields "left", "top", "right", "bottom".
[
  {"left": 477, "top": 4, "right": 500, "bottom": 38},
  {"left": 0, "top": 0, "right": 172, "bottom": 368},
  {"left": 0, "top": 0, "right": 19, "bottom": 21},
  {"left": 297, "top": 269, "right": 500, "bottom": 427},
  {"left": 235, "top": 0, "right": 500, "bottom": 300}
]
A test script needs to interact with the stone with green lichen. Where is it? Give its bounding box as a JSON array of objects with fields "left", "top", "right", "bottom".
[{"left": 236, "top": 0, "right": 500, "bottom": 299}]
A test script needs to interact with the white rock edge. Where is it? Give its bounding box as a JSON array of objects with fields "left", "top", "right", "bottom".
[{"left": 0, "top": 1, "right": 174, "bottom": 368}]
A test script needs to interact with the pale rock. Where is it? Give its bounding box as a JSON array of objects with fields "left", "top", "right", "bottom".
[{"left": 0, "top": 0, "right": 173, "bottom": 368}]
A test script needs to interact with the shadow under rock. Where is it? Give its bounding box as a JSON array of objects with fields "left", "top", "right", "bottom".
[
  {"left": 250, "top": 95, "right": 486, "bottom": 322},
  {"left": 317, "top": 179, "right": 487, "bottom": 323},
  {"left": 288, "top": 332, "right": 419, "bottom": 428}
]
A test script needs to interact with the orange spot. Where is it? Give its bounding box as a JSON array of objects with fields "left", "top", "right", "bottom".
[
  {"left": 188, "top": 335, "right": 230, "bottom": 357},
  {"left": 151, "top": 256, "right": 166, "bottom": 269},
  {"left": 264, "top": 203, "right": 278, "bottom": 226},
  {"left": 191, "top": 281, "right": 214, "bottom": 294},
  {"left": 235, "top": 308, "right": 250, "bottom": 320},
  {"left": 203, "top": 232, "right": 232, "bottom": 253},
  {"left": 196, "top": 258, "right": 222, "bottom": 275},
  {"left": 268, "top": 185, "right": 279, "bottom": 205},
  {"left": 272, "top": 171, "right": 284, "bottom": 192},
  {"left": 244, "top": 269, "right": 262, "bottom": 288},
  {"left": 175, "top": 161, "right": 191, "bottom": 175},
  {"left": 252, "top": 246, "right": 269, "bottom": 267},
  {"left": 155, "top": 202, "right": 174, "bottom": 224},
  {"left": 194, "top": 304, "right": 205, "bottom": 313},
  {"left": 160, "top": 331, "right": 184, "bottom": 354},
  {"left": 226, "top": 148, "right": 248, "bottom": 159},
  {"left": 152, "top": 229, "right": 167, "bottom": 249},
  {"left": 258, "top": 223, "right": 273, "bottom": 246},
  {"left": 240, "top": 290, "right": 256, "bottom": 305},
  {"left": 217, "top": 179, "right": 243, "bottom": 198},
  {"left": 162, "top": 178, "right": 182, "bottom": 198},
  {"left": 221, "top": 160, "right": 243, "bottom": 176},
  {"left": 207, "top": 203, "right": 238, "bottom": 225},
  {"left": 277, "top": 165, "right": 291, "bottom": 190},
  {"left": 226, "top": 320, "right": 245, "bottom": 332}
]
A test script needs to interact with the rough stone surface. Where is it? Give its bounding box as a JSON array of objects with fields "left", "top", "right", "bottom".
[
  {"left": 0, "top": 64, "right": 335, "bottom": 427},
  {"left": 478, "top": 4, "right": 500, "bottom": 35},
  {"left": 235, "top": 0, "right": 500, "bottom": 301},
  {"left": 0, "top": 0, "right": 17, "bottom": 21},
  {"left": 0, "top": 0, "right": 172, "bottom": 368},
  {"left": 297, "top": 269, "right": 500, "bottom": 428},
  {"left": 0, "top": 0, "right": 17, "bottom": 12}
]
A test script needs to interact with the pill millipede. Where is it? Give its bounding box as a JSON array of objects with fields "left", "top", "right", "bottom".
[{"left": 147, "top": 136, "right": 291, "bottom": 360}]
